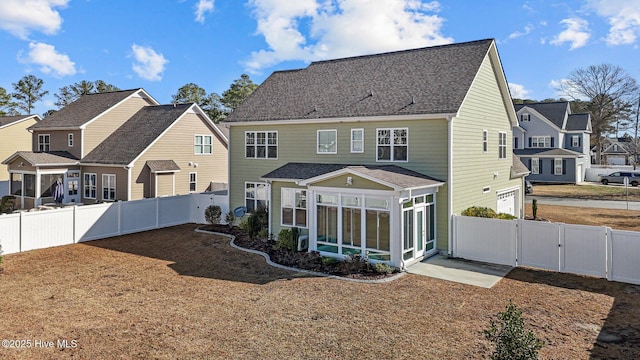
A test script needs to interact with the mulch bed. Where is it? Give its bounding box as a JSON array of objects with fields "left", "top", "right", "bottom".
[{"left": 201, "top": 224, "right": 398, "bottom": 280}]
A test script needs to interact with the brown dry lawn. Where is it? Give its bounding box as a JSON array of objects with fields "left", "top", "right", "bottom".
[{"left": 1, "top": 224, "right": 639, "bottom": 359}]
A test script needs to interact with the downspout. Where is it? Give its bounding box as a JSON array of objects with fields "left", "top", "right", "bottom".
[
  {"left": 447, "top": 116, "right": 454, "bottom": 257},
  {"left": 126, "top": 165, "right": 132, "bottom": 201},
  {"left": 267, "top": 180, "right": 272, "bottom": 238}
]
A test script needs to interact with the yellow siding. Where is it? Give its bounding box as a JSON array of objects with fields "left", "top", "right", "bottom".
[
  {"left": 129, "top": 112, "right": 228, "bottom": 199},
  {"left": 0, "top": 118, "right": 38, "bottom": 181},
  {"left": 30, "top": 130, "right": 82, "bottom": 158},
  {"left": 83, "top": 96, "right": 154, "bottom": 157},
  {"left": 155, "top": 173, "right": 174, "bottom": 197},
  {"left": 452, "top": 52, "right": 521, "bottom": 217}
]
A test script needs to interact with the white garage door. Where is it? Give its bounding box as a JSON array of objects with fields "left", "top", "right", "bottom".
[{"left": 497, "top": 191, "right": 516, "bottom": 216}]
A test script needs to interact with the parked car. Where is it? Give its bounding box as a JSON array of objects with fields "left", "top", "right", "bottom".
[
  {"left": 525, "top": 180, "right": 533, "bottom": 194},
  {"left": 600, "top": 171, "right": 640, "bottom": 186}
]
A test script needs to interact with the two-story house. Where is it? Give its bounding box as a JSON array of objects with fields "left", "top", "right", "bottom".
[
  {"left": 2, "top": 89, "right": 228, "bottom": 209},
  {"left": 0, "top": 114, "right": 41, "bottom": 196},
  {"left": 225, "top": 39, "right": 526, "bottom": 268},
  {"left": 513, "top": 101, "right": 591, "bottom": 183}
]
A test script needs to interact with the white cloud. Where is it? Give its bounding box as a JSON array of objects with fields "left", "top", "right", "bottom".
[
  {"left": 587, "top": 0, "right": 640, "bottom": 45},
  {"left": 509, "top": 24, "right": 534, "bottom": 39},
  {"left": 245, "top": 0, "right": 453, "bottom": 73},
  {"left": 549, "top": 78, "right": 588, "bottom": 100},
  {"left": 550, "top": 17, "right": 590, "bottom": 50},
  {"left": 19, "top": 42, "right": 76, "bottom": 77},
  {"left": 508, "top": 83, "right": 531, "bottom": 99},
  {"left": 131, "top": 44, "right": 169, "bottom": 81},
  {"left": 195, "top": 0, "right": 215, "bottom": 23},
  {"left": 0, "top": 0, "right": 69, "bottom": 39}
]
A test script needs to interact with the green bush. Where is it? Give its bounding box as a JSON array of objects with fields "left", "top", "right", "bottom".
[
  {"left": 224, "top": 211, "right": 235, "bottom": 226},
  {"left": 204, "top": 205, "right": 222, "bottom": 225},
  {"left": 461, "top": 206, "right": 497, "bottom": 218},
  {"left": 246, "top": 206, "right": 269, "bottom": 238},
  {"left": 496, "top": 213, "right": 517, "bottom": 220},
  {"left": 532, "top": 198, "right": 538, "bottom": 220},
  {"left": 0, "top": 244, "right": 3, "bottom": 266},
  {"left": 484, "top": 301, "right": 544, "bottom": 360},
  {"left": 321, "top": 257, "right": 339, "bottom": 266},
  {"left": 373, "top": 263, "right": 397, "bottom": 274},
  {"left": 275, "top": 228, "right": 297, "bottom": 252}
]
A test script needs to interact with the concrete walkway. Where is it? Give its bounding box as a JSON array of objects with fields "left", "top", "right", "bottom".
[
  {"left": 406, "top": 255, "right": 513, "bottom": 288},
  {"left": 526, "top": 196, "right": 640, "bottom": 210}
]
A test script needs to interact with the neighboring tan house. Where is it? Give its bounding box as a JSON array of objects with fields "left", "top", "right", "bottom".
[
  {"left": 224, "top": 39, "right": 526, "bottom": 268},
  {"left": 2, "top": 89, "right": 228, "bottom": 209},
  {"left": 513, "top": 101, "right": 591, "bottom": 183},
  {"left": 0, "top": 115, "right": 41, "bottom": 195},
  {"left": 599, "top": 137, "right": 633, "bottom": 165}
]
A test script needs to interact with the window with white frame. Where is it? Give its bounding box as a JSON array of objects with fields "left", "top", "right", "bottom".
[
  {"left": 531, "top": 158, "right": 539, "bottom": 174},
  {"left": 482, "top": 130, "right": 488, "bottom": 153},
  {"left": 84, "top": 173, "right": 97, "bottom": 199},
  {"left": 102, "top": 174, "right": 116, "bottom": 201},
  {"left": 189, "top": 172, "right": 197, "bottom": 192},
  {"left": 377, "top": 128, "right": 408, "bottom": 161},
  {"left": 68, "top": 133, "right": 74, "bottom": 147},
  {"left": 351, "top": 128, "right": 364, "bottom": 153},
  {"left": 498, "top": 132, "right": 507, "bottom": 159},
  {"left": 245, "top": 182, "right": 268, "bottom": 212},
  {"left": 520, "top": 114, "right": 530, "bottom": 122},
  {"left": 317, "top": 129, "right": 337, "bottom": 154},
  {"left": 571, "top": 135, "right": 580, "bottom": 147},
  {"left": 554, "top": 158, "right": 563, "bottom": 175},
  {"left": 281, "top": 188, "right": 307, "bottom": 227},
  {"left": 194, "top": 135, "right": 212, "bottom": 155},
  {"left": 38, "top": 134, "right": 50, "bottom": 152},
  {"left": 531, "top": 136, "right": 551, "bottom": 148},
  {"left": 245, "top": 131, "right": 277, "bottom": 159}
]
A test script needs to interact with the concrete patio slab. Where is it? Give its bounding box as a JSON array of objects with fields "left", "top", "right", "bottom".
[{"left": 406, "top": 255, "right": 513, "bottom": 288}]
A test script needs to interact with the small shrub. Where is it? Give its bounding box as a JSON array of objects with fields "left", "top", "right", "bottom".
[
  {"left": 532, "top": 198, "right": 538, "bottom": 220},
  {"left": 0, "top": 244, "right": 3, "bottom": 266},
  {"left": 275, "top": 228, "right": 297, "bottom": 252},
  {"left": 373, "top": 263, "right": 396, "bottom": 274},
  {"left": 238, "top": 219, "right": 248, "bottom": 231},
  {"left": 484, "top": 300, "right": 544, "bottom": 360},
  {"left": 321, "top": 256, "right": 339, "bottom": 266},
  {"left": 496, "top": 213, "right": 517, "bottom": 220},
  {"left": 204, "top": 205, "right": 222, "bottom": 225},
  {"left": 246, "top": 206, "right": 269, "bottom": 238},
  {"left": 224, "top": 211, "right": 235, "bottom": 226},
  {"left": 336, "top": 254, "right": 370, "bottom": 274},
  {"left": 461, "top": 206, "right": 497, "bottom": 218}
]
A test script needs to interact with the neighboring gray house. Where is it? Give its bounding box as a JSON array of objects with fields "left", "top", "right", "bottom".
[
  {"left": 513, "top": 101, "right": 591, "bottom": 183},
  {"left": 598, "top": 137, "right": 633, "bottom": 165}
]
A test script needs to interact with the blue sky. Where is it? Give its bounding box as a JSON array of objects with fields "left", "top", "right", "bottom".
[{"left": 2, "top": 0, "right": 640, "bottom": 116}]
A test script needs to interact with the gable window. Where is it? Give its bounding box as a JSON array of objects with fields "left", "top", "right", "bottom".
[
  {"left": 351, "top": 129, "right": 364, "bottom": 153},
  {"left": 245, "top": 182, "right": 268, "bottom": 213},
  {"left": 68, "top": 133, "right": 74, "bottom": 147},
  {"left": 520, "top": 114, "right": 530, "bottom": 122},
  {"left": 38, "top": 134, "right": 50, "bottom": 152},
  {"left": 245, "top": 131, "right": 277, "bottom": 159},
  {"left": 84, "top": 173, "right": 97, "bottom": 199},
  {"left": 194, "top": 135, "right": 212, "bottom": 155},
  {"left": 571, "top": 135, "right": 580, "bottom": 147},
  {"left": 281, "top": 188, "right": 307, "bottom": 227},
  {"left": 531, "top": 158, "right": 539, "bottom": 174},
  {"left": 317, "top": 129, "right": 337, "bottom": 154},
  {"left": 554, "top": 158, "right": 563, "bottom": 175},
  {"left": 482, "top": 130, "right": 488, "bottom": 153},
  {"left": 498, "top": 132, "right": 507, "bottom": 159},
  {"left": 102, "top": 174, "right": 116, "bottom": 201},
  {"left": 530, "top": 136, "right": 551, "bottom": 148},
  {"left": 377, "top": 128, "right": 408, "bottom": 161},
  {"left": 189, "top": 172, "right": 197, "bottom": 192}
]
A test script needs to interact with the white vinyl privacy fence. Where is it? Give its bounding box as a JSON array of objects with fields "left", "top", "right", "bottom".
[
  {"left": 0, "top": 192, "right": 228, "bottom": 255},
  {"left": 452, "top": 215, "right": 640, "bottom": 285}
]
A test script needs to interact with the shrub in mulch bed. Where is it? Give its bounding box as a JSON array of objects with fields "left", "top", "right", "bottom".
[{"left": 201, "top": 224, "right": 398, "bottom": 280}]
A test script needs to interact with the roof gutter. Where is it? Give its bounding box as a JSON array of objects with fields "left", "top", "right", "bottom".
[
  {"left": 226, "top": 113, "right": 456, "bottom": 127},
  {"left": 447, "top": 115, "right": 455, "bottom": 257}
]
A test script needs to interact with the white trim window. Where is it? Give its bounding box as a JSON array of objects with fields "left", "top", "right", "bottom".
[
  {"left": 351, "top": 128, "right": 364, "bottom": 153},
  {"left": 281, "top": 188, "right": 307, "bottom": 227},
  {"left": 531, "top": 158, "right": 539, "bottom": 174},
  {"left": 531, "top": 136, "right": 551, "bottom": 148},
  {"left": 498, "top": 132, "right": 507, "bottom": 159},
  {"left": 38, "top": 134, "right": 50, "bottom": 152},
  {"left": 68, "top": 133, "right": 74, "bottom": 147},
  {"left": 245, "top": 182, "right": 268, "bottom": 212},
  {"left": 317, "top": 129, "right": 337, "bottom": 154},
  {"left": 84, "top": 173, "right": 97, "bottom": 199},
  {"left": 102, "top": 174, "right": 116, "bottom": 201},
  {"left": 189, "top": 172, "right": 197, "bottom": 192},
  {"left": 520, "top": 114, "right": 530, "bottom": 122},
  {"left": 194, "top": 135, "right": 212, "bottom": 155},
  {"left": 377, "top": 128, "right": 408, "bottom": 161},
  {"left": 554, "top": 158, "right": 563, "bottom": 175},
  {"left": 245, "top": 131, "right": 278, "bottom": 159},
  {"left": 571, "top": 135, "right": 580, "bottom": 147},
  {"left": 482, "top": 130, "right": 488, "bottom": 153}
]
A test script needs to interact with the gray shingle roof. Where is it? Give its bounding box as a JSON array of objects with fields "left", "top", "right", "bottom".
[
  {"left": 566, "top": 113, "right": 590, "bottom": 131},
  {"left": 514, "top": 148, "right": 584, "bottom": 157},
  {"left": 262, "top": 162, "right": 444, "bottom": 189},
  {"left": 82, "top": 104, "right": 193, "bottom": 165},
  {"left": 0, "top": 114, "right": 39, "bottom": 128},
  {"left": 227, "top": 39, "right": 494, "bottom": 122},
  {"left": 146, "top": 160, "right": 181, "bottom": 172},
  {"left": 511, "top": 154, "right": 530, "bottom": 178},
  {"left": 2, "top": 151, "right": 78, "bottom": 166},
  {"left": 30, "top": 89, "right": 143, "bottom": 129},
  {"left": 515, "top": 102, "right": 569, "bottom": 129}
]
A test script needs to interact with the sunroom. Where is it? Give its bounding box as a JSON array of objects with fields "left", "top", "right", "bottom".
[{"left": 261, "top": 163, "right": 444, "bottom": 268}]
